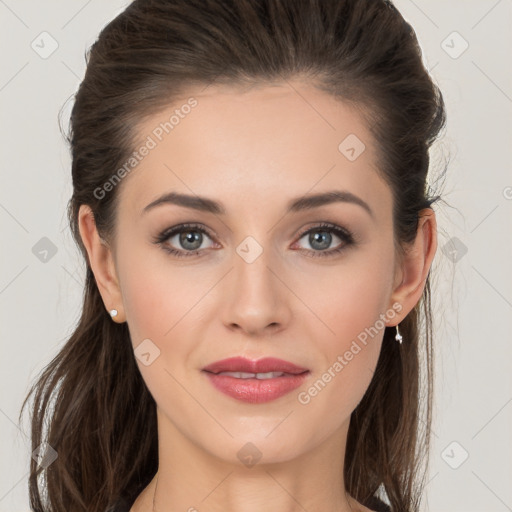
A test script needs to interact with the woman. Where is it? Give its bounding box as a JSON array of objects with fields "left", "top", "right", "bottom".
[{"left": 20, "top": 0, "right": 446, "bottom": 511}]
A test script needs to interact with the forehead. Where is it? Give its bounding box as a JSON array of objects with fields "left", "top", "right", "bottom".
[{"left": 117, "top": 80, "right": 391, "bottom": 219}]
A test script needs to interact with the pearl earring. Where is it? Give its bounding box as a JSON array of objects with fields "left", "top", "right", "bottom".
[
  {"left": 109, "top": 309, "right": 118, "bottom": 318},
  {"left": 395, "top": 324, "right": 403, "bottom": 344}
]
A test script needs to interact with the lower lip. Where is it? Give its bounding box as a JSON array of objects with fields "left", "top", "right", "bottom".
[{"left": 203, "top": 371, "right": 309, "bottom": 403}]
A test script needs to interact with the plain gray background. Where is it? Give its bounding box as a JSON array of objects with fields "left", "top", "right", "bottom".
[{"left": 1, "top": 1, "right": 511, "bottom": 511}]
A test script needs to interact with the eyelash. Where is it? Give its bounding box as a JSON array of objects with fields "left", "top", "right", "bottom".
[{"left": 153, "top": 222, "right": 355, "bottom": 259}]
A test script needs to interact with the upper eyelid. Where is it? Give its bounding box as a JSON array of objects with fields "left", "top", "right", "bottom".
[{"left": 161, "top": 223, "right": 215, "bottom": 240}]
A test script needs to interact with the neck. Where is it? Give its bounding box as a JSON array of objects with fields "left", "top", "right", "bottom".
[{"left": 129, "top": 409, "right": 365, "bottom": 512}]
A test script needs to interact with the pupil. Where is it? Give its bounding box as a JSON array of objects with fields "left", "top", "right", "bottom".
[
  {"left": 311, "top": 231, "right": 331, "bottom": 250},
  {"left": 181, "top": 231, "right": 201, "bottom": 250}
]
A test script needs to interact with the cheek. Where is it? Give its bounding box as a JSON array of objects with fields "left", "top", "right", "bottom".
[
  {"left": 297, "top": 248, "right": 393, "bottom": 414},
  {"left": 118, "top": 235, "right": 174, "bottom": 354},
  {"left": 304, "top": 246, "right": 394, "bottom": 344},
  {"left": 118, "top": 252, "right": 198, "bottom": 403},
  {"left": 117, "top": 242, "right": 209, "bottom": 369},
  {"left": 120, "top": 270, "right": 168, "bottom": 344},
  {"left": 116, "top": 234, "right": 185, "bottom": 339}
]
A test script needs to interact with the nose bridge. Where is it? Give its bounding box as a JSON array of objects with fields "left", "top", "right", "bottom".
[
  {"left": 233, "top": 233, "right": 278, "bottom": 304},
  {"left": 222, "top": 232, "right": 290, "bottom": 333},
  {"left": 231, "top": 211, "right": 279, "bottom": 283}
]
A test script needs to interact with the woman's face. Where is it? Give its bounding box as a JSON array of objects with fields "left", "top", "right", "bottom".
[{"left": 97, "top": 80, "right": 409, "bottom": 464}]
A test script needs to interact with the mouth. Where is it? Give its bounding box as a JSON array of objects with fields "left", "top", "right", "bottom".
[{"left": 201, "top": 356, "right": 310, "bottom": 404}]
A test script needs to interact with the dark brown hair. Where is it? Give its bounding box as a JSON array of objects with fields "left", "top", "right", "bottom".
[{"left": 20, "top": 0, "right": 447, "bottom": 511}]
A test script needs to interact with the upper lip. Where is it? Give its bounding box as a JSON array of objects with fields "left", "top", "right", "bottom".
[{"left": 202, "top": 356, "right": 309, "bottom": 375}]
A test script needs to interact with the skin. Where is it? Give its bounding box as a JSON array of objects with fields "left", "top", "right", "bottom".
[{"left": 78, "top": 79, "right": 437, "bottom": 512}]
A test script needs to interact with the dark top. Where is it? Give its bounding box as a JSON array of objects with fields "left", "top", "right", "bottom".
[
  {"left": 108, "top": 494, "right": 391, "bottom": 512},
  {"left": 365, "top": 495, "right": 392, "bottom": 511}
]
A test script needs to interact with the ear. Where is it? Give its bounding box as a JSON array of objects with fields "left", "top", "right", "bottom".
[
  {"left": 78, "top": 204, "right": 125, "bottom": 323},
  {"left": 387, "top": 208, "right": 437, "bottom": 325}
]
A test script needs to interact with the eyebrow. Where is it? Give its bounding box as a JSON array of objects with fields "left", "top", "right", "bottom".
[{"left": 142, "top": 189, "right": 374, "bottom": 219}]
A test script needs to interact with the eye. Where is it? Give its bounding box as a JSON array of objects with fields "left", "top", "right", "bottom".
[
  {"left": 293, "top": 222, "right": 355, "bottom": 258},
  {"left": 153, "top": 221, "right": 356, "bottom": 259},
  {"left": 153, "top": 223, "right": 216, "bottom": 258}
]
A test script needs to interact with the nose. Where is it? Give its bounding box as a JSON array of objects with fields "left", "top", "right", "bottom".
[{"left": 221, "top": 246, "right": 292, "bottom": 337}]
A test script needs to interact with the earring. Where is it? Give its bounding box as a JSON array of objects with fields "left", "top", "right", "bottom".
[
  {"left": 395, "top": 324, "right": 403, "bottom": 344},
  {"left": 109, "top": 309, "right": 118, "bottom": 318}
]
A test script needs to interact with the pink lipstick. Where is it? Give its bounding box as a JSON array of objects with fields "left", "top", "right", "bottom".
[{"left": 202, "top": 356, "right": 310, "bottom": 404}]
